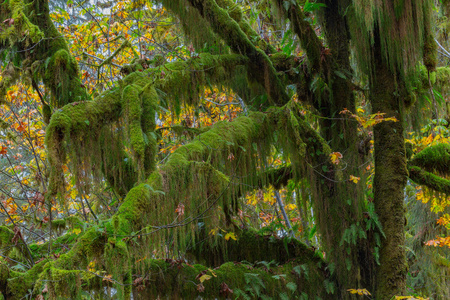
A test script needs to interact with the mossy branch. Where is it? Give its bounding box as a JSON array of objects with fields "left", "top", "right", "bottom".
[
  {"left": 158, "top": 0, "right": 226, "bottom": 53},
  {"left": 409, "top": 143, "right": 450, "bottom": 177},
  {"left": 189, "top": 228, "right": 322, "bottom": 267},
  {"left": 215, "top": 0, "right": 277, "bottom": 54},
  {"left": 408, "top": 165, "right": 450, "bottom": 195},
  {"left": 257, "top": 164, "right": 294, "bottom": 190},
  {"left": 269, "top": 101, "right": 332, "bottom": 170},
  {"left": 2, "top": 244, "right": 330, "bottom": 299},
  {"left": 0, "top": 0, "right": 88, "bottom": 107},
  {"left": 185, "top": 0, "right": 290, "bottom": 106},
  {"left": 132, "top": 258, "right": 332, "bottom": 299},
  {"left": 271, "top": 0, "right": 325, "bottom": 74}
]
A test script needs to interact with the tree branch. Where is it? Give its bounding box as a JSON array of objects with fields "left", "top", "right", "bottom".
[
  {"left": 184, "top": 0, "right": 290, "bottom": 106},
  {"left": 271, "top": 0, "right": 325, "bottom": 74},
  {"left": 408, "top": 165, "right": 450, "bottom": 195}
]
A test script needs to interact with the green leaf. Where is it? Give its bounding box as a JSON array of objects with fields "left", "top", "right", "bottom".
[
  {"left": 334, "top": 70, "right": 347, "bottom": 79},
  {"left": 286, "top": 281, "right": 297, "bottom": 292}
]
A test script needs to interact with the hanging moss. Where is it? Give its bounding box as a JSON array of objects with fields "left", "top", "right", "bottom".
[
  {"left": 180, "top": 0, "right": 289, "bottom": 106},
  {"left": 132, "top": 258, "right": 333, "bottom": 299},
  {"left": 189, "top": 228, "right": 322, "bottom": 266},
  {"left": 105, "top": 239, "right": 132, "bottom": 298},
  {"left": 347, "top": 0, "right": 433, "bottom": 92},
  {"left": 423, "top": 1, "right": 437, "bottom": 73},
  {"left": 0, "top": 63, "right": 21, "bottom": 104},
  {"left": 157, "top": 0, "right": 227, "bottom": 53},
  {"left": 42, "top": 49, "right": 88, "bottom": 106},
  {"left": 10, "top": 100, "right": 339, "bottom": 299}
]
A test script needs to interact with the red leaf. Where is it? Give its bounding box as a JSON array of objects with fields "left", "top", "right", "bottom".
[
  {"left": 219, "top": 282, "right": 233, "bottom": 297},
  {"left": 0, "top": 146, "right": 7, "bottom": 155}
]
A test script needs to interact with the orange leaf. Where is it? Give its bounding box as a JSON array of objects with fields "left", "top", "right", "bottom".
[
  {"left": 0, "top": 146, "right": 7, "bottom": 155},
  {"left": 16, "top": 122, "right": 26, "bottom": 132},
  {"left": 175, "top": 203, "right": 185, "bottom": 217},
  {"left": 330, "top": 152, "right": 343, "bottom": 165}
]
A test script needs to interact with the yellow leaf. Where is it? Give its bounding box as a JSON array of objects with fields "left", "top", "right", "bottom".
[
  {"left": 349, "top": 175, "right": 360, "bottom": 184},
  {"left": 199, "top": 274, "right": 212, "bottom": 283},
  {"left": 286, "top": 203, "right": 297, "bottom": 210},
  {"left": 72, "top": 228, "right": 81, "bottom": 235},
  {"left": 70, "top": 189, "right": 78, "bottom": 199},
  {"left": 224, "top": 232, "right": 237, "bottom": 241},
  {"left": 207, "top": 268, "right": 217, "bottom": 277},
  {"left": 347, "top": 289, "right": 371, "bottom": 296},
  {"left": 330, "top": 152, "right": 343, "bottom": 165}
]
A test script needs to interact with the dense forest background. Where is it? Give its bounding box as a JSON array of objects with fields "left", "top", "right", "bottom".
[{"left": 1, "top": 0, "right": 450, "bottom": 299}]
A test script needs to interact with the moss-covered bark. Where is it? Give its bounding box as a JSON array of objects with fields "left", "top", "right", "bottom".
[
  {"left": 372, "top": 36, "right": 408, "bottom": 299},
  {"left": 314, "top": 0, "right": 376, "bottom": 295},
  {"left": 408, "top": 165, "right": 450, "bottom": 195},
  {"left": 410, "top": 143, "right": 450, "bottom": 176},
  {"left": 0, "top": 0, "right": 88, "bottom": 107},
  {"left": 189, "top": 228, "right": 322, "bottom": 267}
]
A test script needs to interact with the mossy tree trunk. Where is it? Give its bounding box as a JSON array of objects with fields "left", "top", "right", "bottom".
[{"left": 372, "top": 33, "right": 408, "bottom": 299}]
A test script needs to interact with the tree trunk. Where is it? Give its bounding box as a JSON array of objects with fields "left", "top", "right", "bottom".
[{"left": 372, "top": 34, "right": 408, "bottom": 299}]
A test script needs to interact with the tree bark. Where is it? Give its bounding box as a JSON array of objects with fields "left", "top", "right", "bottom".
[{"left": 372, "top": 33, "right": 408, "bottom": 299}]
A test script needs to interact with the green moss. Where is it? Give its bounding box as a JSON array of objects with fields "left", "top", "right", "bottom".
[
  {"left": 410, "top": 143, "right": 450, "bottom": 176},
  {"left": 0, "top": 226, "right": 14, "bottom": 252},
  {"left": 7, "top": 259, "right": 49, "bottom": 299},
  {"left": 435, "top": 67, "right": 450, "bottom": 87},
  {"left": 43, "top": 49, "right": 88, "bottom": 107},
  {"left": 44, "top": 267, "right": 83, "bottom": 298},
  {"left": 0, "top": 258, "right": 8, "bottom": 299},
  {"left": 132, "top": 258, "right": 331, "bottom": 299},
  {"left": 190, "top": 228, "right": 322, "bottom": 267},
  {"left": 158, "top": 0, "right": 227, "bottom": 54},
  {"left": 348, "top": 0, "right": 433, "bottom": 90},
  {"left": 124, "top": 84, "right": 146, "bottom": 180},
  {"left": 1, "top": 0, "right": 88, "bottom": 108},
  {"left": 113, "top": 183, "right": 152, "bottom": 235},
  {"left": 408, "top": 165, "right": 450, "bottom": 194},
  {"left": 105, "top": 239, "right": 131, "bottom": 298},
  {"left": 177, "top": 0, "right": 289, "bottom": 106}
]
